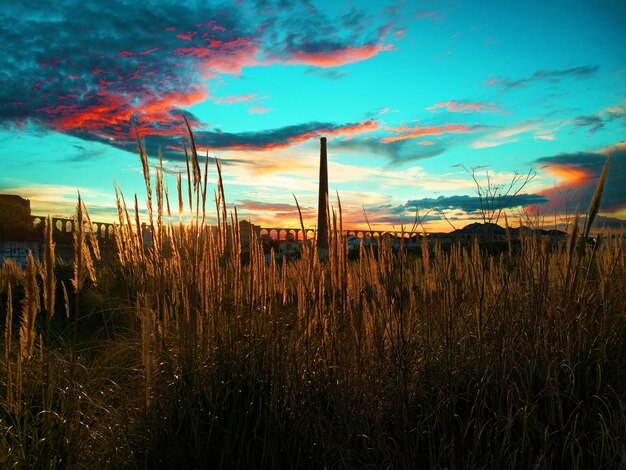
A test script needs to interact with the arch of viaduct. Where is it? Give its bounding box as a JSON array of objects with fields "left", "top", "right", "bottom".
[
  {"left": 31, "top": 216, "right": 117, "bottom": 241},
  {"left": 258, "top": 227, "right": 424, "bottom": 242},
  {"left": 29, "top": 216, "right": 427, "bottom": 245}
]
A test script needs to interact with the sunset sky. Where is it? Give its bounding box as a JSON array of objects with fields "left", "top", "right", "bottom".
[{"left": 1, "top": 0, "right": 625, "bottom": 232}]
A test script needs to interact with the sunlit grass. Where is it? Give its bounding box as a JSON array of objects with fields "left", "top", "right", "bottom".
[{"left": 1, "top": 127, "right": 624, "bottom": 469}]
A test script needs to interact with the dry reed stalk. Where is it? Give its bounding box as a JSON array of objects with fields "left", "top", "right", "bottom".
[
  {"left": 154, "top": 153, "right": 164, "bottom": 259},
  {"left": 183, "top": 115, "right": 202, "bottom": 188},
  {"left": 62, "top": 281, "right": 70, "bottom": 319},
  {"left": 184, "top": 144, "right": 193, "bottom": 215},
  {"left": 19, "top": 251, "right": 39, "bottom": 360},
  {"left": 138, "top": 294, "right": 153, "bottom": 411},
  {"left": 81, "top": 204, "right": 97, "bottom": 286},
  {"left": 73, "top": 191, "right": 85, "bottom": 298},
  {"left": 215, "top": 158, "right": 228, "bottom": 255},
  {"left": 136, "top": 129, "right": 154, "bottom": 231},
  {"left": 583, "top": 153, "right": 611, "bottom": 239},
  {"left": 82, "top": 201, "right": 101, "bottom": 262},
  {"left": 134, "top": 194, "right": 144, "bottom": 258},
  {"left": 42, "top": 216, "right": 56, "bottom": 320},
  {"left": 201, "top": 153, "right": 210, "bottom": 226},
  {"left": 113, "top": 185, "right": 129, "bottom": 264},
  {"left": 5, "top": 282, "right": 13, "bottom": 408}
]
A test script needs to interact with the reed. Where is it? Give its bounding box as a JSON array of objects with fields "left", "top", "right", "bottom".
[{"left": 1, "top": 125, "right": 624, "bottom": 469}]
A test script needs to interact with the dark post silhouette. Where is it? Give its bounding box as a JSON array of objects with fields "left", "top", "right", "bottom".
[{"left": 317, "top": 137, "right": 329, "bottom": 260}]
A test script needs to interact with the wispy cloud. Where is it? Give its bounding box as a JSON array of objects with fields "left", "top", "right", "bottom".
[
  {"left": 214, "top": 94, "right": 257, "bottom": 104},
  {"left": 426, "top": 100, "right": 500, "bottom": 113},
  {"left": 574, "top": 115, "right": 604, "bottom": 134},
  {"left": 248, "top": 106, "right": 272, "bottom": 114},
  {"left": 382, "top": 123, "right": 484, "bottom": 144},
  {"left": 333, "top": 138, "right": 446, "bottom": 165},
  {"left": 471, "top": 123, "right": 556, "bottom": 149},
  {"left": 486, "top": 65, "right": 599, "bottom": 91}
]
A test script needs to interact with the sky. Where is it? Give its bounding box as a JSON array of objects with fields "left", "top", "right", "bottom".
[{"left": 1, "top": 0, "right": 625, "bottom": 232}]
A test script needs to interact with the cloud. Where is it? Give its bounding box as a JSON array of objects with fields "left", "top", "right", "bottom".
[
  {"left": 382, "top": 123, "right": 484, "bottom": 144},
  {"left": 248, "top": 106, "right": 272, "bottom": 114},
  {"left": 0, "top": 0, "right": 393, "bottom": 157},
  {"left": 236, "top": 199, "right": 315, "bottom": 218},
  {"left": 214, "top": 94, "right": 257, "bottom": 104},
  {"left": 426, "top": 100, "right": 500, "bottom": 113},
  {"left": 403, "top": 193, "right": 548, "bottom": 213},
  {"left": 123, "top": 119, "right": 380, "bottom": 161},
  {"left": 486, "top": 65, "right": 599, "bottom": 91},
  {"left": 574, "top": 115, "right": 604, "bottom": 134},
  {"left": 471, "top": 123, "right": 550, "bottom": 149},
  {"left": 304, "top": 67, "right": 348, "bottom": 80},
  {"left": 332, "top": 138, "right": 446, "bottom": 165},
  {"left": 534, "top": 144, "right": 626, "bottom": 214},
  {"left": 276, "top": 44, "right": 392, "bottom": 68},
  {"left": 602, "top": 101, "right": 626, "bottom": 123}
]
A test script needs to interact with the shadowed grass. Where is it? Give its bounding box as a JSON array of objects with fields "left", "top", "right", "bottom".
[{"left": 0, "top": 129, "right": 625, "bottom": 469}]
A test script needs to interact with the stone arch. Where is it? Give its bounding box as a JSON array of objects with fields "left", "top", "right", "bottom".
[
  {"left": 55, "top": 220, "right": 63, "bottom": 231},
  {"left": 269, "top": 229, "right": 278, "bottom": 240},
  {"left": 65, "top": 221, "right": 73, "bottom": 233},
  {"left": 32, "top": 217, "right": 42, "bottom": 228},
  {"left": 108, "top": 225, "right": 115, "bottom": 238},
  {"left": 260, "top": 228, "right": 269, "bottom": 237},
  {"left": 287, "top": 229, "right": 297, "bottom": 241},
  {"left": 100, "top": 224, "right": 107, "bottom": 238}
]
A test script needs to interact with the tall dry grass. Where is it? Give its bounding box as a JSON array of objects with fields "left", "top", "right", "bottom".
[{"left": 0, "top": 128, "right": 624, "bottom": 469}]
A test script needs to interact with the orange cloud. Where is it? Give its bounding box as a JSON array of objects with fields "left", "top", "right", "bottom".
[
  {"left": 541, "top": 163, "right": 592, "bottom": 183},
  {"left": 281, "top": 43, "right": 392, "bottom": 68},
  {"left": 382, "top": 123, "right": 477, "bottom": 144}
]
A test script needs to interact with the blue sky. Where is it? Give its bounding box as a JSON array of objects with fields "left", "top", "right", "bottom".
[{"left": 1, "top": 0, "right": 625, "bottom": 231}]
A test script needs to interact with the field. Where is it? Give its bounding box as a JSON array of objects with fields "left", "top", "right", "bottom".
[{"left": 1, "top": 137, "right": 625, "bottom": 469}]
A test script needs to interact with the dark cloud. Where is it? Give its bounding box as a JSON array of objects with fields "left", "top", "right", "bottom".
[
  {"left": 0, "top": 0, "right": 392, "bottom": 157},
  {"left": 487, "top": 65, "right": 599, "bottom": 91},
  {"left": 603, "top": 103, "right": 626, "bottom": 124},
  {"left": 333, "top": 138, "right": 446, "bottom": 165},
  {"left": 404, "top": 193, "right": 548, "bottom": 213},
  {"left": 574, "top": 115, "right": 604, "bottom": 134},
  {"left": 304, "top": 67, "right": 348, "bottom": 80},
  {"left": 535, "top": 145, "right": 626, "bottom": 214},
  {"left": 67, "top": 119, "right": 378, "bottom": 162}
]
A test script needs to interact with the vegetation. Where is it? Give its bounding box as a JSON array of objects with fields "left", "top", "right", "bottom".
[{"left": 0, "top": 129, "right": 624, "bottom": 469}]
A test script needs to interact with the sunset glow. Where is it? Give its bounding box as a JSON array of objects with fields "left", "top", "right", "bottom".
[{"left": 1, "top": 0, "right": 625, "bottom": 232}]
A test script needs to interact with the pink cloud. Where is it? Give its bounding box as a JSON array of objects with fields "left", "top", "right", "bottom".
[
  {"left": 382, "top": 123, "right": 478, "bottom": 144},
  {"left": 426, "top": 100, "right": 500, "bottom": 113},
  {"left": 214, "top": 93, "right": 257, "bottom": 104},
  {"left": 248, "top": 106, "right": 271, "bottom": 114}
]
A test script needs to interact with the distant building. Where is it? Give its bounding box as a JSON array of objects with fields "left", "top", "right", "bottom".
[
  {"left": 0, "top": 194, "right": 39, "bottom": 265},
  {"left": 0, "top": 194, "right": 34, "bottom": 241}
]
